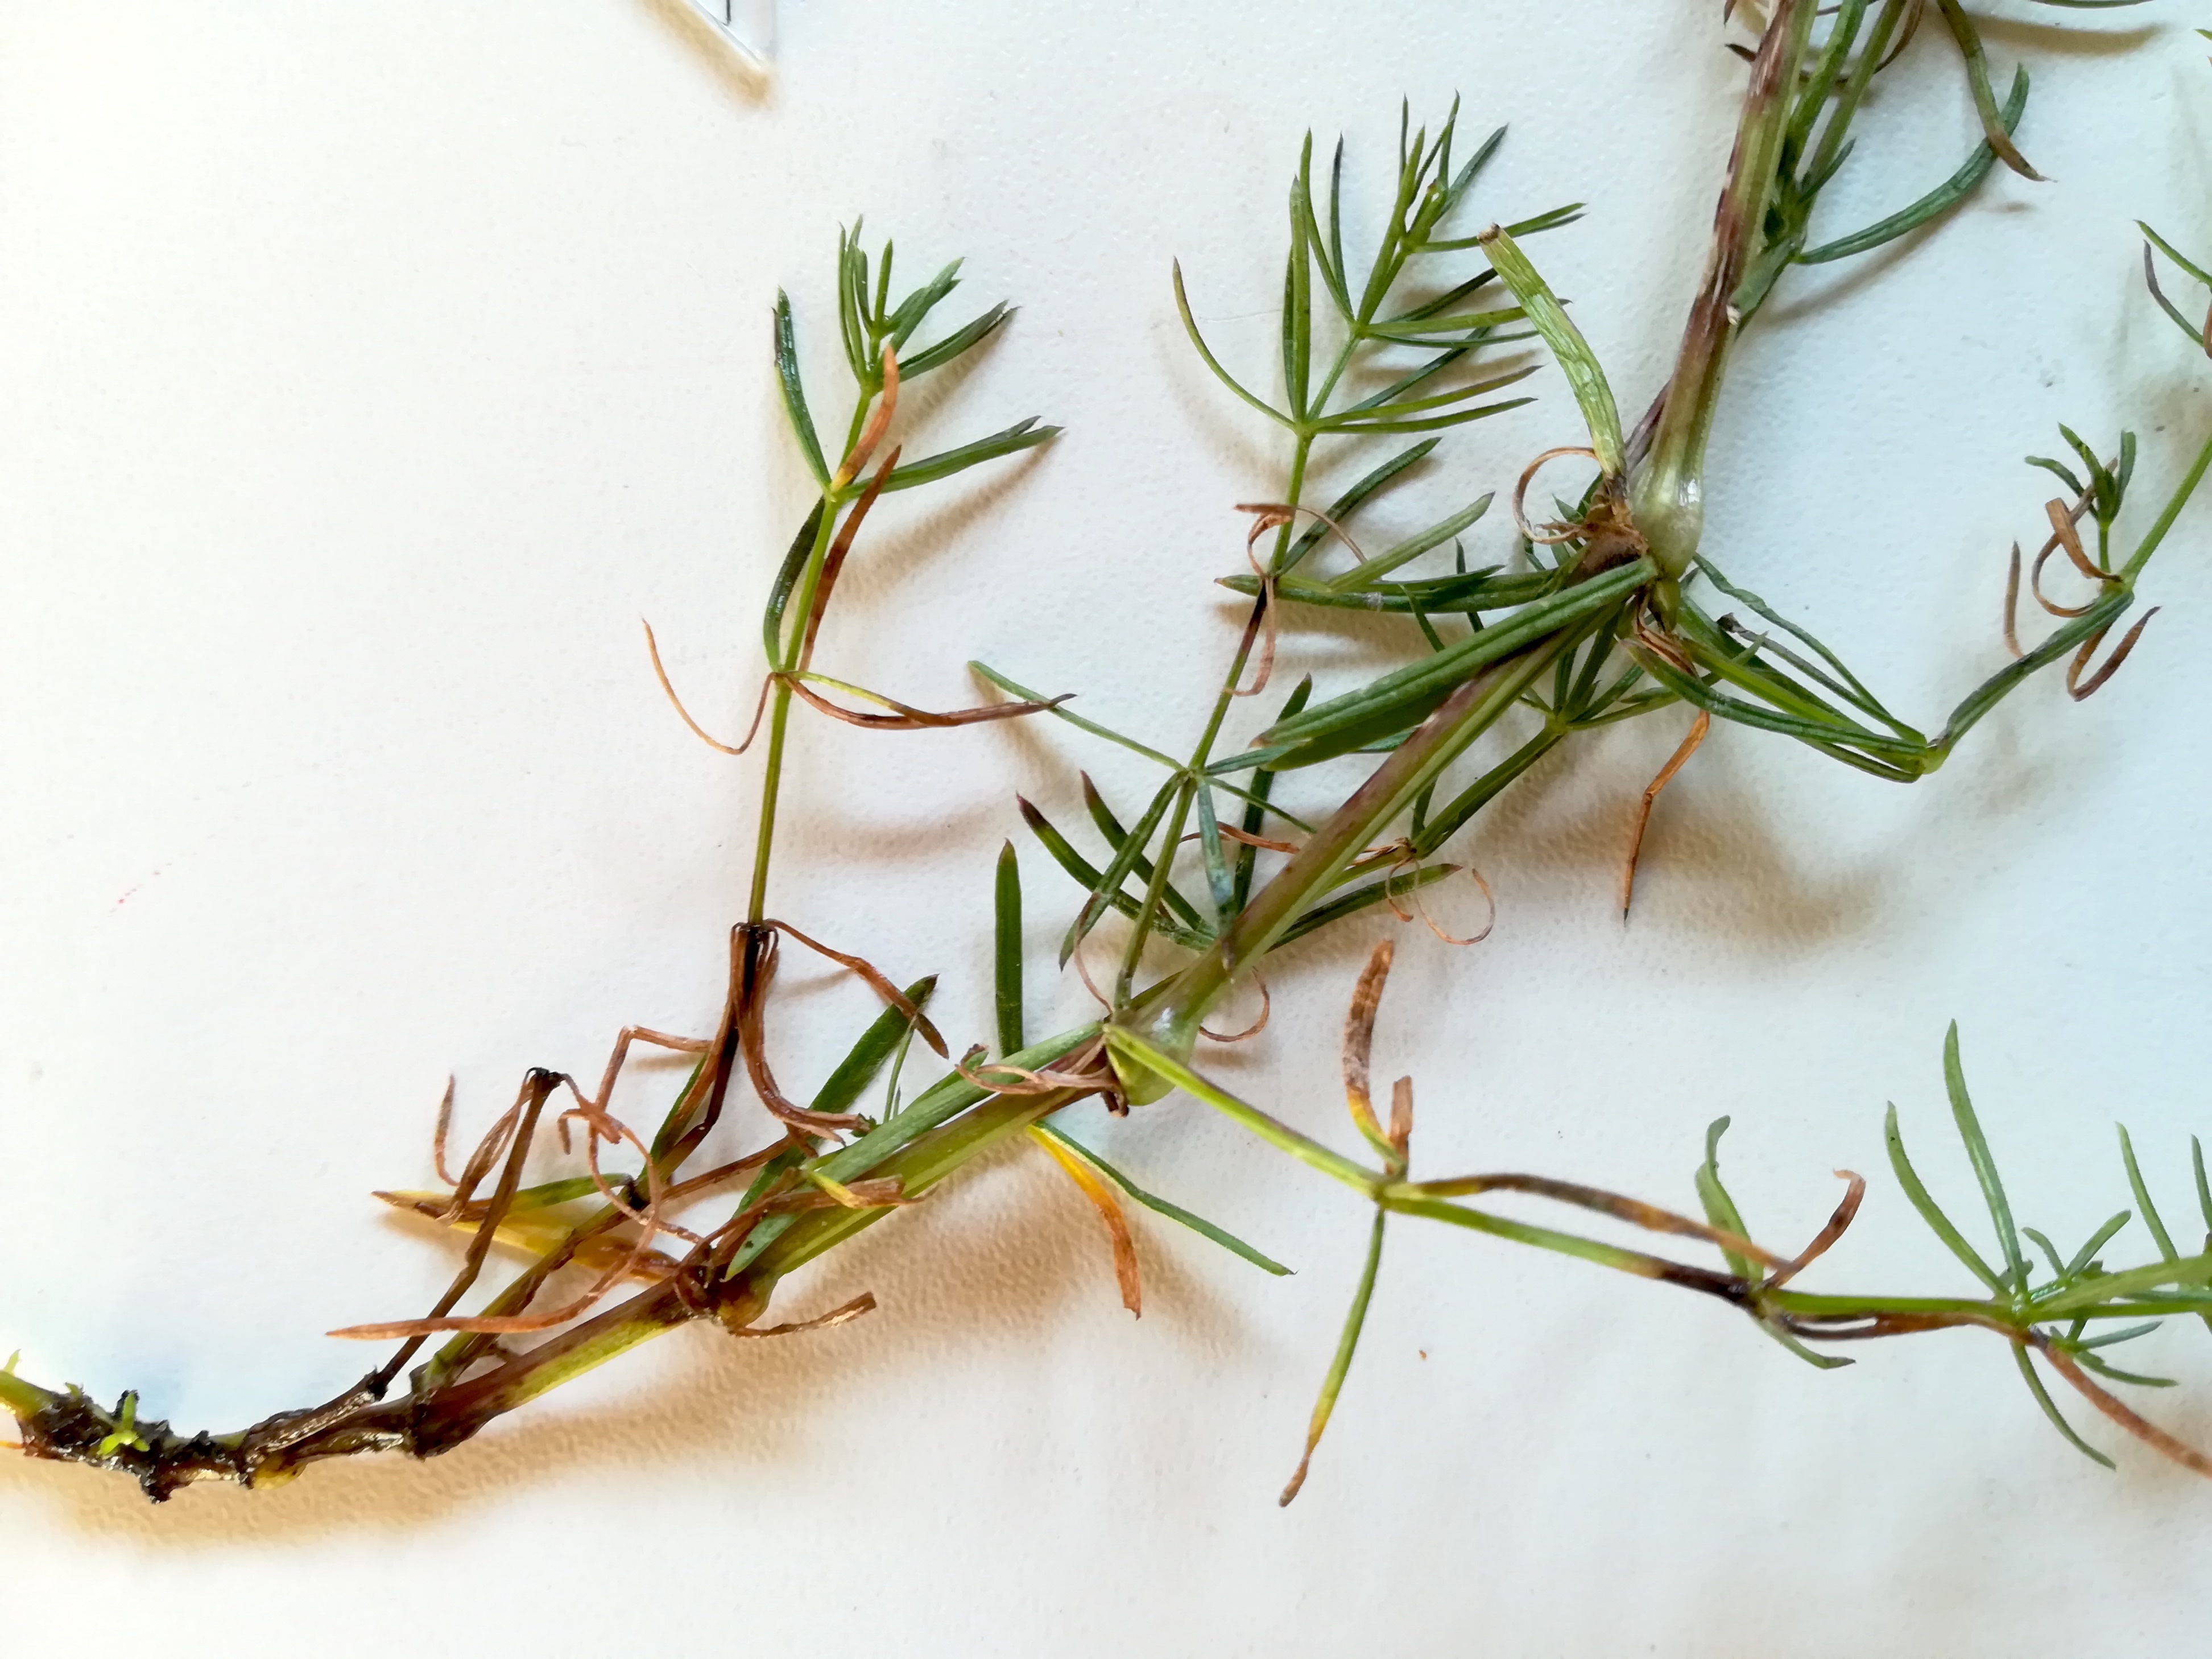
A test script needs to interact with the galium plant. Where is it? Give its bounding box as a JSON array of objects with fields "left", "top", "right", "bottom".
[{"left": 5, "top": 0, "right": 2210, "bottom": 1505}]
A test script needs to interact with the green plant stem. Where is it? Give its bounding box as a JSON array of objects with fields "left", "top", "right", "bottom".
[
  {"left": 279, "top": 1030, "right": 1105, "bottom": 1468},
  {"left": 1115, "top": 1019, "right": 2212, "bottom": 1344},
  {"left": 1115, "top": 435, "right": 1313, "bottom": 998},
  {"left": 1123, "top": 564, "right": 1650, "bottom": 1088},
  {"left": 0, "top": 1368, "right": 49, "bottom": 1421},
  {"left": 1631, "top": 0, "right": 1817, "bottom": 580},
  {"left": 748, "top": 490, "right": 846, "bottom": 922},
  {"left": 423, "top": 1078, "right": 1095, "bottom": 1446},
  {"left": 746, "top": 363, "right": 894, "bottom": 923},
  {"left": 1124, "top": 647, "right": 1560, "bottom": 1074},
  {"left": 1110, "top": 126, "right": 1540, "bottom": 1012},
  {"left": 1800, "top": 0, "right": 1905, "bottom": 195},
  {"left": 2123, "top": 425, "right": 2212, "bottom": 582},
  {"left": 746, "top": 687, "right": 798, "bottom": 923}
]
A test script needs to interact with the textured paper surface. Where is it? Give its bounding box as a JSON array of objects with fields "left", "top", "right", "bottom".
[{"left": 1, "top": 3, "right": 2209, "bottom": 1652}]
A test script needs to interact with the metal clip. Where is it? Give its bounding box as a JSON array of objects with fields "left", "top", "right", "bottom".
[{"left": 683, "top": 0, "right": 773, "bottom": 70}]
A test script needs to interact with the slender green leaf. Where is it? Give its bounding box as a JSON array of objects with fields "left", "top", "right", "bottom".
[
  {"left": 1322, "top": 495, "right": 1495, "bottom": 591},
  {"left": 1083, "top": 774, "right": 1213, "bottom": 938},
  {"left": 995, "top": 841, "right": 1024, "bottom": 1057},
  {"left": 1932, "top": 2, "right": 2040, "bottom": 181},
  {"left": 2057, "top": 426, "right": 2108, "bottom": 498},
  {"left": 2118, "top": 1124, "right": 2179, "bottom": 1262},
  {"left": 1066, "top": 778, "right": 1197, "bottom": 957},
  {"left": 1800, "top": 66, "right": 2029, "bottom": 263},
  {"left": 1383, "top": 271, "right": 1501, "bottom": 327},
  {"left": 2141, "top": 221, "right": 2212, "bottom": 290},
  {"left": 2143, "top": 251, "right": 2210, "bottom": 349},
  {"left": 2076, "top": 1320, "right": 2162, "bottom": 1351},
  {"left": 1322, "top": 397, "right": 1535, "bottom": 438},
  {"left": 872, "top": 238, "right": 896, "bottom": 331},
  {"left": 878, "top": 1004, "right": 917, "bottom": 1120},
  {"left": 1475, "top": 224, "right": 1623, "bottom": 475},
  {"left": 1280, "top": 440, "right": 1438, "bottom": 573},
  {"left": 1789, "top": 0, "right": 1869, "bottom": 143},
  {"left": 1884, "top": 1102, "right": 2007, "bottom": 1294},
  {"left": 1281, "top": 1210, "right": 1387, "bottom": 1504},
  {"left": 835, "top": 224, "right": 869, "bottom": 385},
  {"left": 1943, "top": 1023, "right": 2027, "bottom": 1292},
  {"left": 884, "top": 418, "right": 1059, "bottom": 492},
  {"left": 1326, "top": 135, "right": 1347, "bottom": 307},
  {"left": 1196, "top": 783, "right": 1235, "bottom": 928},
  {"left": 773, "top": 292, "right": 831, "bottom": 487},
  {"left": 1673, "top": 608, "right": 1899, "bottom": 737},
  {"left": 1018, "top": 793, "right": 1212, "bottom": 963},
  {"left": 2064, "top": 1210, "right": 2134, "bottom": 1280},
  {"left": 2039, "top": 1255, "right": 2212, "bottom": 1317},
  {"left": 898, "top": 302, "right": 1012, "bottom": 381},
  {"left": 762, "top": 501, "right": 829, "bottom": 662},
  {"left": 1224, "top": 567, "right": 1551, "bottom": 615},
  {"left": 2023, "top": 1227, "right": 2068, "bottom": 1283},
  {"left": 970, "top": 661, "right": 1181, "bottom": 770},
  {"left": 1634, "top": 647, "right": 1923, "bottom": 780},
  {"left": 2013, "top": 1343, "right": 2116, "bottom": 1468},
  {"left": 1758, "top": 1321, "right": 1858, "bottom": 1370},
  {"left": 1933, "top": 589, "right": 2132, "bottom": 746},
  {"left": 813, "top": 976, "right": 938, "bottom": 1120},
  {"left": 1352, "top": 104, "right": 1428, "bottom": 322},
  {"left": 1340, "top": 342, "right": 1477, "bottom": 415},
  {"left": 1034, "top": 1120, "right": 1292, "bottom": 1276},
  {"left": 1173, "top": 259, "right": 1291, "bottom": 427},
  {"left": 2070, "top": 1348, "right": 2177, "bottom": 1389},
  {"left": 1274, "top": 863, "right": 1457, "bottom": 949},
  {"left": 1362, "top": 307, "right": 1527, "bottom": 344},
  {"left": 1283, "top": 178, "right": 1313, "bottom": 422},
  {"left": 1437, "top": 120, "right": 1504, "bottom": 216},
  {"left": 1234, "top": 676, "right": 1310, "bottom": 910},
  {"left": 1296, "top": 133, "right": 1351, "bottom": 318},
  {"left": 1693, "top": 1116, "right": 1761, "bottom": 1283},
  {"left": 1321, "top": 370, "right": 1533, "bottom": 425},
  {"left": 1255, "top": 558, "right": 1654, "bottom": 769},
  {"left": 885, "top": 258, "right": 964, "bottom": 349},
  {"left": 1411, "top": 727, "right": 1562, "bottom": 856},
  {"left": 2118, "top": 1125, "right": 2212, "bottom": 1334},
  {"left": 2026, "top": 454, "right": 2086, "bottom": 498},
  {"left": 1420, "top": 200, "right": 1584, "bottom": 251},
  {"left": 1104, "top": 1026, "right": 1381, "bottom": 1193},
  {"left": 1692, "top": 562, "right": 1915, "bottom": 734}
]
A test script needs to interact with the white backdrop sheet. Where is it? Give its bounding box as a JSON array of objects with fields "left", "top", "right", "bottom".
[{"left": 1, "top": 3, "right": 2210, "bottom": 1653}]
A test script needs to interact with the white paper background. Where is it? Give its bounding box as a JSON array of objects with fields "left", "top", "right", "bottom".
[{"left": 0, "top": 2, "right": 2209, "bottom": 1652}]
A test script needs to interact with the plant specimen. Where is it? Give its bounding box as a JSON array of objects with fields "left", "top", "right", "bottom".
[{"left": 4, "top": 0, "right": 2210, "bottom": 1508}]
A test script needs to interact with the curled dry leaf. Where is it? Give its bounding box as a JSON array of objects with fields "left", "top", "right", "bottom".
[
  {"left": 1763, "top": 1170, "right": 1867, "bottom": 1290},
  {"left": 2036, "top": 1339, "right": 2212, "bottom": 1479},
  {"left": 1029, "top": 1125, "right": 1143, "bottom": 1317},
  {"left": 1619, "top": 709, "right": 1710, "bottom": 920},
  {"left": 725, "top": 1291, "right": 880, "bottom": 1340},
  {"left": 2068, "top": 609, "right": 2159, "bottom": 702},
  {"left": 1200, "top": 975, "right": 1271, "bottom": 1043},
  {"left": 1341, "top": 939, "right": 1394, "bottom": 1153},
  {"left": 1512, "top": 445, "right": 1602, "bottom": 545}
]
